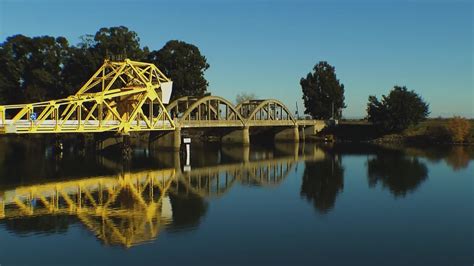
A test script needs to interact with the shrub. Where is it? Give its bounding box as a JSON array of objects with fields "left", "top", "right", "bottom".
[{"left": 446, "top": 117, "right": 471, "bottom": 143}]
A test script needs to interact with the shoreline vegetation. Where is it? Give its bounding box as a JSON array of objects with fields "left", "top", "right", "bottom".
[{"left": 315, "top": 118, "right": 474, "bottom": 145}]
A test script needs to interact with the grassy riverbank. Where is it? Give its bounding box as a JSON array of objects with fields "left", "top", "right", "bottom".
[{"left": 319, "top": 119, "right": 474, "bottom": 144}]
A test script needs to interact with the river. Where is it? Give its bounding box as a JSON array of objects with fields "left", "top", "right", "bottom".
[{"left": 0, "top": 139, "right": 472, "bottom": 265}]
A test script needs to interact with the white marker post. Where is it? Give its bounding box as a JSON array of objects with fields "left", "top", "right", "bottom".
[{"left": 183, "top": 137, "right": 191, "bottom": 171}]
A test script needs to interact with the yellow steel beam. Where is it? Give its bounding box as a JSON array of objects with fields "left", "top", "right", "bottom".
[{"left": 0, "top": 59, "right": 175, "bottom": 134}]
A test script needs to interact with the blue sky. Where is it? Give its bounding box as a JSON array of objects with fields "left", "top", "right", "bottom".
[{"left": 1, "top": 0, "right": 472, "bottom": 118}]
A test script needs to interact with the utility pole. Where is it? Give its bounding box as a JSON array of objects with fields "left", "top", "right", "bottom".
[{"left": 295, "top": 101, "right": 299, "bottom": 119}]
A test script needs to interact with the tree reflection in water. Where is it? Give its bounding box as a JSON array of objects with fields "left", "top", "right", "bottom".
[
  {"left": 367, "top": 151, "right": 428, "bottom": 197},
  {"left": 300, "top": 155, "right": 344, "bottom": 214},
  {"left": 2, "top": 215, "right": 77, "bottom": 236},
  {"left": 168, "top": 189, "right": 208, "bottom": 231}
]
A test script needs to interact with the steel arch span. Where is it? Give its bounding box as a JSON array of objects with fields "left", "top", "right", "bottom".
[
  {"left": 237, "top": 99, "right": 296, "bottom": 126},
  {"left": 167, "top": 95, "right": 246, "bottom": 128}
]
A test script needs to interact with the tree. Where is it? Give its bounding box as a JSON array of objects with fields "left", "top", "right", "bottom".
[
  {"left": 62, "top": 26, "right": 148, "bottom": 94},
  {"left": 93, "top": 26, "right": 147, "bottom": 60},
  {"left": 0, "top": 35, "right": 70, "bottom": 104},
  {"left": 235, "top": 92, "right": 257, "bottom": 104},
  {"left": 300, "top": 61, "right": 346, "bottom": 119},
  {"left": 367, "top": 86, "right": 429, "bottom": 132},
  {"left": 148, "top": 40, "right": 209, "bottom": 100},
  {"left": 0, "top": 27, "right": 209, "bottom": 105}
]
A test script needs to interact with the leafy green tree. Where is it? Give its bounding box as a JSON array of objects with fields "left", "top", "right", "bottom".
[
  {"left": 63, "top": 26, "right": 148, "bottom": 94},
  {"left": 0, "top": 27, "right": 209, "bottom": 105},
  {"left": 148, "top": 40, "right": 209, "bottom": 100},
  {"left": 0, "top": 35, "right": 27, "bottom": 103},
  {"left": 367, "top": 86, "right": 429, "bottom": 132},
  {"left": 300, "top": 61, "right": 346, "bottom": 119},
  {"left": 93, "top": 26, "right": 147, "bottom": 60},
  {"left": 0, "top": 35, "right": 70, "bottom": 104}
]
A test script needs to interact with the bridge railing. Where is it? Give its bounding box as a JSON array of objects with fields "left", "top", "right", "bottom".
[{"left": 0, "top": 96, "right": 121, "bottom": 134}]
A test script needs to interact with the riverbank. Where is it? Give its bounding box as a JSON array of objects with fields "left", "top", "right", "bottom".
[{"left": 316, "top": 119, "right": 474, "bottom": 145}]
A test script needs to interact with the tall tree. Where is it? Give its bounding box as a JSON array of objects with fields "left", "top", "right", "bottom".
[
  {"left": 148, "top": 40, "right": 209, "bottom": 100},
  {"left": 367, "top": 86, "right": 429, "bottom": 132},
  {"left": 63, "top": 26, "right": 148, "bottom": 94},
  {"left": 93, "top": 26, "right": 148, "bottom": 60},
  {"left": 0, "top": 35, "right": 70, "bottom": 104},
  {"left": 0, "top": 27, "right": 209, "bottom": 105},
  {"left": 300, "top": 61, "right": 346, "bottom": 119}
]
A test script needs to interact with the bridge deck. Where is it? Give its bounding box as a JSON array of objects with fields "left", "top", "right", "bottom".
[
  {"left": 0, "top": 119, "right": 174, "bottom": 134},
  {"left": 0, "top": 119, "right": 324, "bottom": 133}
]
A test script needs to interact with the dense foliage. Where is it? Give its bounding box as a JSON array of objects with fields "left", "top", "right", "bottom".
[
  {"left": 0, "top": 35, "right": 69, "bottom": 103},
  {"left": 367, "top": 86, "right": 429, "bottom": 132},
  {"left": 300, "top": 61, "right": 346, "bottom": 119},
  {"left": 148, "top": 40, "right": 209, "bottom": 100},
  {"left": 446, "top": 117, "right": 471, "bottom": 143},
  {"left": 424, "top": 117, "right": 472, "bottom": 143},
  {"left": 0, "top": 26, "right": 209, "bottom": 104}
]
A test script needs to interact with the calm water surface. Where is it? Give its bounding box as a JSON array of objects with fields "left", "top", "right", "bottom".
[{"left": 0, "top": 140, "right": 472, "bottom": 265}]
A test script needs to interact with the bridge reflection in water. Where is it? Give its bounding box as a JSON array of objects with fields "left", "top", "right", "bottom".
[{"left": 0, "top": 143, "right": 325, "bottom": 248}]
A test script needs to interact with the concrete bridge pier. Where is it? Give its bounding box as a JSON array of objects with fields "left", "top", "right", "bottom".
[
  {"left": 149, "top": 127, "right": 182, "bottom": 151},
  {"left": 222, "top": 126, "right": 250, "bottom": 145},
  {"left": 274, "top": 126, "right": 300, "bottom": 142},
  {"left": 299, "top": 126, "right": 306, "bottom": 142}
]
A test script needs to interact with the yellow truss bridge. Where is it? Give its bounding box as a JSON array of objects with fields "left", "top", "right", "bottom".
[{"left": 0, "top": 59, "right": 175, "bottom": 134}]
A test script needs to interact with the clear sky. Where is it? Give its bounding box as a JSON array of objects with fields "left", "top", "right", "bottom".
[{"left": 0, "top": 0, "right": 472, "bottom": 118}]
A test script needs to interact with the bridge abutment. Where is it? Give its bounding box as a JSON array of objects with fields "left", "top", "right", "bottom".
[
  {"left": 222, "top": 127, "right": 250, "bottom": 145},
  {"left": 298, "top": 121, "right": 327, "bottom": 140}
]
